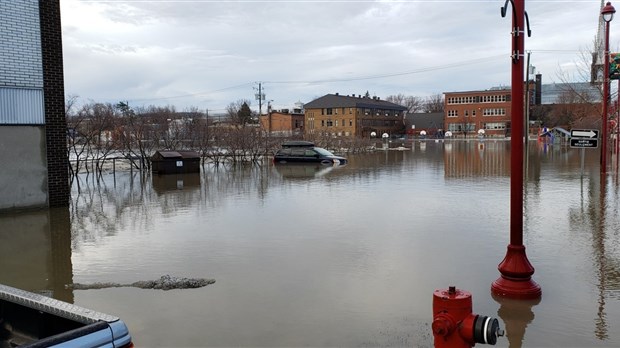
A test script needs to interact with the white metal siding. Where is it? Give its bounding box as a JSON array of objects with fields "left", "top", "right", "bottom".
[
  {"left": 0, "top": 88, "right": 44, "bottom": 124},
  {"left": 0, "top": 0, "right": 43, "bottom": 89}
]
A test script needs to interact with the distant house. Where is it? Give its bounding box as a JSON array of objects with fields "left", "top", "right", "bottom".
[
  {"left": 304, "top": 93, "right": 407, "bottom": 137},
  {"left": 404, "top": 112, "right": 444, "bottom": 137},
  {"left": 259, "top": 106, "right": 305, "bottom": 136}
]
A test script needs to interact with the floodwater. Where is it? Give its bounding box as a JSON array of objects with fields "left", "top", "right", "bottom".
[{"left": 1, "top": 140, "right": 620, "bottom": 347}]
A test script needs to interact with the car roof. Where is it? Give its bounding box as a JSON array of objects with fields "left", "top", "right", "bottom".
[{"left": 281, "top": 141, "right": 315, "bottom": 148}]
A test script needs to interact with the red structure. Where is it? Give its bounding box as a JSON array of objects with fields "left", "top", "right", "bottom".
[
  {"left": 491, "top": 0, "right": 542, "bottom": 299},
  {"left": 601, "top": 2, "right": 616, "bottom": 172},
  {"left": 432, "top": 287, "right": 503, "bottom": 347}
]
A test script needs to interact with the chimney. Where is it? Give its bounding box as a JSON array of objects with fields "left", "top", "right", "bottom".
[
  {"left": 535, "top": 74, "right": 542, "bottom": 105},
  {"left": 335, "top": 92, "right": 339, "bottom": 96}
]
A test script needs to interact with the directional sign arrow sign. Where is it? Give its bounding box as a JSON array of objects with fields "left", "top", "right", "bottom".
[{"left": 571, "top": 130, "right": 598, "bottom": 138}]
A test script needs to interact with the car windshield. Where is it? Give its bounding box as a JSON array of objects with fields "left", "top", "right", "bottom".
[{"left": 313, "top": 147, "right": 335, "bottom": 156}]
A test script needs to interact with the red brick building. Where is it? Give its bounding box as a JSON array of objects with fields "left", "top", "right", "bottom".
[
  {"left": 443, "top": 88, "right": 512, "bottom": 137},
  {"left": 259, "top": 109, "right": 305, "bottom": 136}
]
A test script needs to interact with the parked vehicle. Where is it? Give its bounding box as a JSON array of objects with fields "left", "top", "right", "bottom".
[
  {"left": 0, "top": 283, "right": 133, "bottom": 348},
  {"left": 274, "top": 141, "right": 347, "bottom": 165}
]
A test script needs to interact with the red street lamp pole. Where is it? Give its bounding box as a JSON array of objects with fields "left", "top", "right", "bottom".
[
  {"left": 602, "top": 2, "right": 616, "bottom": 173},
  {"left": 491, "top": 0, "right": 541, "bottom": 300}
]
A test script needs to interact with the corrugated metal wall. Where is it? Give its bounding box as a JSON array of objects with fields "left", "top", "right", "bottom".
[{"left": 0, "top": 88, "right": 44, "bottom": 124}]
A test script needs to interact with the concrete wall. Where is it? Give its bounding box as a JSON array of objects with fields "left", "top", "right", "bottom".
[{"left": 0, "top": 126, "right": 48, "bottom": 210}]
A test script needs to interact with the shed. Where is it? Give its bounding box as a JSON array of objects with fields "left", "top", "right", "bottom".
[{"left": 151, "top": 150, "right": 201, "bottom": 174}]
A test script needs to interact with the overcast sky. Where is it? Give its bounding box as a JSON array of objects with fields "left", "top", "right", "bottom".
[{"left": 60, "top": 0, "right": 612, "bottom": 114}]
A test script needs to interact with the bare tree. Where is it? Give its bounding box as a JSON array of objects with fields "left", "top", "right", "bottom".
[
  {"left": 424, "top": 94, "right": 444, "bottom": 113},
  {"left": 544, "top": 89, "right": 600, "bottom": 129},
  {"left": 114, "top": 104, "right": 156, "bottom": 171},
  {"left": 386, "top": 94, "right": 425, "bottom": 113},
  {"left": 226, "top": 99, "right": 254, "bottom": 126},
  {"left": 551, "top": 42, "right": 606, "bottom": 128}
]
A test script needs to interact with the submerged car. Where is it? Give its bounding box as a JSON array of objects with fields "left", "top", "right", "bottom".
[{"left": 273, "top": 141, "right": 347, "bottom": 165}]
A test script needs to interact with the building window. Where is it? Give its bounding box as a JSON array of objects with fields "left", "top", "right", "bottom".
[
  {"left": 349, "top": 119, "right": 353, "bottom": 126},
  {"left": 327, "top": 108, "right": 333, "bottom": 115},
  {"left": 483, "top": 122, "right": 507, "bottom": 130},
  {"left": 482, "top": 108, "right": 506, "bottom": 116},
  {"left": 321, "top": 120, "right": 325, "bottom": 127},
  {"left": 472, "top": 110, "right": 476, "bottom": 117},
  {"left": 481, "top": 95, "right": 508, "bottom": 103},
  {"left": 447, "top": 110, "right": 458, "bottom": 117},
  {"left": 448, "top": 124, "right": 462, "bottom": 132}
]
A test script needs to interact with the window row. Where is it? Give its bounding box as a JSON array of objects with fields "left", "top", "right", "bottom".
[
  {"left": 446, "top": 94, "right": 509, "bottom": 105},
  {"left": 321, "top": 119, "right": 354, "bottom": 127},
  {"left": 483, "top": 122, "right": 507, "bottom": 130},
  {"left": 447, "top": 110, "right": 479, "bottom": 117},
  {"left": 447, "top": 123, "right": 476, "bottom": 132},
  {"left": 482, "top": 108, "right": 506, "bottom": 116},
  {"left": 319, "top": 108, "right": 402, "bottom": 116},
  {"left": 321, "top": 108, "right": 354, "bottom": 115}
]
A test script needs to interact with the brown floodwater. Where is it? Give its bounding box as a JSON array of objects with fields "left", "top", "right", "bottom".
[{"left": 1, "top": 140, "right": 619, "bottom": 347}]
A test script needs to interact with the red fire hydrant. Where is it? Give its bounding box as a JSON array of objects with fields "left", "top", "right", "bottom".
[{"left": 432, "top": 286, "right": 504, "bottom": 348}]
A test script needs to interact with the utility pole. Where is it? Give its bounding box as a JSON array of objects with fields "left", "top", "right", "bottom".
[{"left": 255, "top": 82, "right": 266, "bottom": 117}]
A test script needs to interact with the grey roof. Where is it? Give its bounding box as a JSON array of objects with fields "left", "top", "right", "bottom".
[
  {"left": 154, "top": 150, "right": 200, "bottom": 159},
  {"left": 404, "top": 112, "right": 444, "bottom": 129},
  {"left": 304, "top": 94, "right": 407, "bottom": 111}
]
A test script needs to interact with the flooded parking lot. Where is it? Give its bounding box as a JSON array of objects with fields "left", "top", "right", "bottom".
[{"left": 1, "top": 140, "right": 620, "bottom": 347}]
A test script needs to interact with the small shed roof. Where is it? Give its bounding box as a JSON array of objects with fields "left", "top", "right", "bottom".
[{"left": 152, "top": 150, "right": 201, "bottom": 159}]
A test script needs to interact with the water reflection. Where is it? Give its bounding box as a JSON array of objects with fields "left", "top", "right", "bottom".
[
  {"left": 0, "top": 207, "right": 73, "bottom": 302},
  {"left": 274, "top": 163, "right": 338, "bottom": 179},
  {"left": 493, "top": 295, "right": 540, "bottom": 348},
  {"left": 1, "top": 141, "right": 620, "bottom": 346},
  {"left": 152, "top": 173, "right": 201, "bottom": 193},
  {"left": 443, "top": 141, "right": 511, "bottom": 178}
]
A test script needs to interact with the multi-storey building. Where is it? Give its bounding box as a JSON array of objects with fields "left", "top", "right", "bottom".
[
  {"left": 443, "top": 88, "right": 512, "bottom": 137},
  {"left": 0, "top": 0, "right": 68, "bottom": 210},
  {"left": 304, "top": 93, "right": 407, "bottom": 137},
  {"left": 259, "top": 103, "right": 305, "bottom": 136}
]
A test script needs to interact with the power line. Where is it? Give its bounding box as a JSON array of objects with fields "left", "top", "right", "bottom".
[
  {"left": 127, "top": 82, "right": 254, "bottom": 104},
  {"left": 265, "top": 54, "right": 506, "bottom": 85}
]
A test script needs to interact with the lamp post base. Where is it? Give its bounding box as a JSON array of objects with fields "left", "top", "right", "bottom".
[{"left": 491, "top": 244, "right": 542, "bottom": 300}]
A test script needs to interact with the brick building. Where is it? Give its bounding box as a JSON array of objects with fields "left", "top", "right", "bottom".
[
  {"left": 0, "top": 0, "right": 68, "bottom": 210},
  {"left": 259, "top": 108, "right": 305, "bottom": 136},
  {"left": 443, "top": 88, "right": 512, "bottom": 137},
  {"left": 304, "top": 93, "right": 407, "bottom": 137}
]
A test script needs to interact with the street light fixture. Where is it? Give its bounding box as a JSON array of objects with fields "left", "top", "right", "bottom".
[
  {"left": 603, "top": 2, "right": 615, "bottom": 22},
  {"left": 601, "top": 2, "right": 615, "bottom": 173}
]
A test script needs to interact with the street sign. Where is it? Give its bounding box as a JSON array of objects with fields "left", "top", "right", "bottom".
[
  {"left": 570, "top": 128, "right": 599, "bottom": 148},
  {"left": 570, "top": 129, "right": 599, "bottom": 138},
  {"left": 570, "top": 138, "right": 598, "bottom": 148}
]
